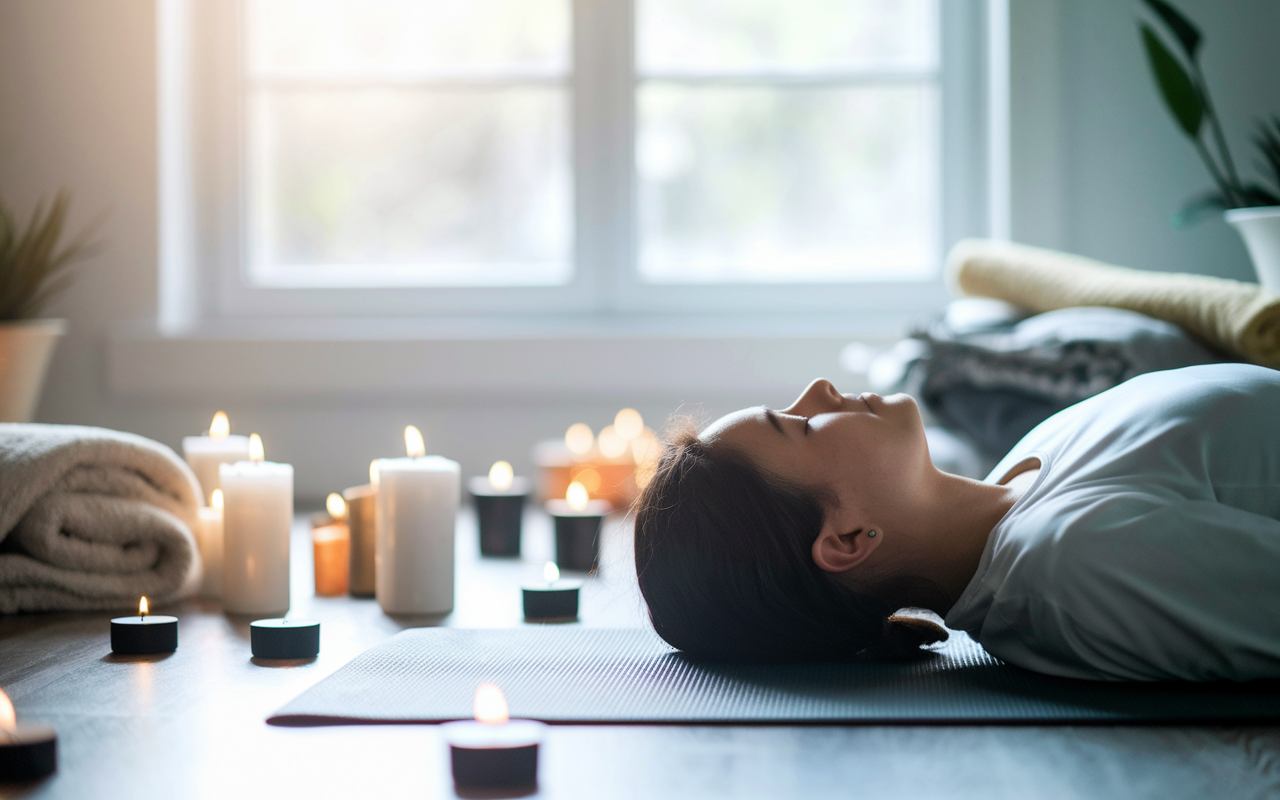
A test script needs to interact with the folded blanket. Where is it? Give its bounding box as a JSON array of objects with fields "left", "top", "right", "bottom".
[
  {"left": 946, "top": 239, "right": 1280, "bottom": 368},
  {"left": 0, "top": 424, "right": 201, "bottom": 613}
]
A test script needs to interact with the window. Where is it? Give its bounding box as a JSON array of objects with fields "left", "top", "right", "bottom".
[{"left": 168, "top": 0, "right": 994, "bottom": 321}]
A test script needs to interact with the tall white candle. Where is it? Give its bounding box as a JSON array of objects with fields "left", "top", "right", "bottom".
[
  {"left": 220, "top": 434, "right": 293, "bottom": 615},
  {"left": 375, "top": 426, "right": 459, "bottom": 615},
  {"left": 196, "top": 489, "right": 225, "bottom": 599},
  {"left": 183, "top": 412, "right": 251, "bottom": 506}
]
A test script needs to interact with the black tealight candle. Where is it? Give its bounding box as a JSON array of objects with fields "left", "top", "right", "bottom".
[
  {"left": 250, "top": 619, "right": 320, "bottom": 659},
  {"left": 469, "top": 463, "right": 530, "bottom": 557},
  {"left": 522, "top": 562, "right": 582, "bottom": 621},
  {"left": 110, "top": 597, "right": 178, "bottom": 655},
  {"left": 0, "top": 691, "right": 56, "bottom": 782},
  {"left": 545, "top": 484, "right": 612, "bottom": 573},
  {"left": 442, "top": 684, "right": 545, "bottom": 792}
]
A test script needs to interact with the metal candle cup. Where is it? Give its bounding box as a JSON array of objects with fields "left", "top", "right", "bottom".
[
  {"left": 545, "top": 498, "right": 611, "bottom": 573},
  {"left": 249, "top": 619, "right": 320, "bottom": 659},
  {"left": 468, "top": 475, "right": 530, "bottom": 557},
  {"left": 443, "top": 684, "right": 545, "bottom": 791},
  {"left": 110, "top": 598, "right": 177, "bottom": 655},
  {"left": 0, "top": 690, "right": 56, "bottom": 782}
]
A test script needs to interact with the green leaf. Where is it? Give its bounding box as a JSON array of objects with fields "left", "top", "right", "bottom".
[
  {"left": 1141, "top": 25, "right": 1203, "bottom": 138},
  {"left": 1173, "top": 190, "right": 1228, "bottom": 228},
  {"left": 1238, "top": 184, "right": 1280, "bottom": 209},
  {"left": 0, "top": 191, "right": 97, "bottom": 320},
  {"left": 1254, "top": 117, "right": 1280, "bottom": 200},
  {"left": 1140, "top": 0, "right": 1201, "bottom": 59}
]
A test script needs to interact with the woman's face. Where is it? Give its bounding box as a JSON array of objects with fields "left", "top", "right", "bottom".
[{"left": 702, "top": 379, "right": 933, "bottom": 522}]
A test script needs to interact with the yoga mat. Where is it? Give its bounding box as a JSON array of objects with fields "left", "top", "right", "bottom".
[{"left": 269, "top": 628, "right": 1280, "bottom": 726}]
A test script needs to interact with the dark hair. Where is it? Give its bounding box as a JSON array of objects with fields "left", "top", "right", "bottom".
[{"left": 633, "top": 420, "right": 946, "bottom": 662}]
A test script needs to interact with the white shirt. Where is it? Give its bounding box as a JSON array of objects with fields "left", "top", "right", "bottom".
[{"left": 945, "top": 364, "right": 1280, "bottom": 681}]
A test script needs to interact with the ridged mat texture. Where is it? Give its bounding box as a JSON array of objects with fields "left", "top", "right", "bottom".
[{"left": 269, "top": 628, "right": 1280, "bottom": 725}]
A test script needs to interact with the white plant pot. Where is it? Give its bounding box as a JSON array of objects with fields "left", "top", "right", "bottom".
[
  {"left": 0, "top": 319, "right": 66, "bottom": 422},
  {"left": 1226, "top": 206, "right": 1280, "bottom": 293}
]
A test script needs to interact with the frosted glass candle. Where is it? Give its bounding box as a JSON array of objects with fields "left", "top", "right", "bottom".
[
  {"left": 375, "top": 456, "right": 460, "bottom": 615},
  {"left": 184, "top": 435, "right": 251, "bottom": 506},
  {"left": 195, "top": 505, "right": 223, "bottom": 599},
  {"left": 220, "top": 460, "right": 293, "bottom": 615}
]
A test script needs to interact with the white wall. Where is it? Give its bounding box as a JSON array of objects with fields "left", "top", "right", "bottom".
[
  {"left": 1010, "top": 0, "right": 1280, "bottom": 278},
  {"left": 3, "top": 0, "right": 1278, "bottom": 500}
]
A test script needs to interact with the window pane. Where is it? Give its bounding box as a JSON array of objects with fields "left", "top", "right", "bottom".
[
  {"left": 247, "top": 88, "right": 570, "bottom": 286},
  {"left": 638, "top": 0, "right": 938, "bottom": 73},
  {"left": 246, "top": 0, "right": 570, "bottom": 75},
  {"left": 637, "top": 85, "right": 937, "bottom": 283}
]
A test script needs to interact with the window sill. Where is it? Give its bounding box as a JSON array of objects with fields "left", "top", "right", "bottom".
[{"left": 107, "top": 313, "right": 908, "bottom": 401}]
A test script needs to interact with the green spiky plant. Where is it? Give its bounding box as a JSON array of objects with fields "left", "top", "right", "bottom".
[
  {"left": 1138, "top": 0, "right": 1280, "bottom": 227},
  {"left": 0, "top": 192, "right": 94, "bottom": 321}
]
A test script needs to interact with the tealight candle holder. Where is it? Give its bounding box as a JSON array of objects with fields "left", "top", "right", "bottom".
[
  {"left": 110, "top": 597, "right": 177, "bottom": 655},
  {"left": 522, "top": 562, "right": 581, "bottom": 621},
  {"left": 545, "top": 482, "right": 611, "bottom": 573},
  {"left": 0, "top": 689, "right": 56, "bottom": 782},
  {"left": 442, "top": 683, "right": 545, "bottom": 792},
  {"left": 250, "top": 619, "right": 320, "bottom": 659},
  {"left": 469, "top": 461, "right": 530, "bottom": 557}
]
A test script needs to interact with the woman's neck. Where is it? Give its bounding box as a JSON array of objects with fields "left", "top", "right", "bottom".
[{"left": 897, "top": 463, "right": 1037, "bottom": 614}]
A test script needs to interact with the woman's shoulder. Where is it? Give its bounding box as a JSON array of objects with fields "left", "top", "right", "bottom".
[{"left": 990, "top": 363, "right": 1280, "bottom": 482}]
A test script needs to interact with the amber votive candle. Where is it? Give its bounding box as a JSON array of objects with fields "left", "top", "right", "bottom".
[
  {"left": 343, "top": 484, "right": 377, "bottom": 597},
  {"left": 312, "top": 522, "right": 350, "bottom": 596}
]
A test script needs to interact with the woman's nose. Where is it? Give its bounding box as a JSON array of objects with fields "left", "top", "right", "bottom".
[{"left": 783, "top": 379, "right": 843, "bottom": 416}]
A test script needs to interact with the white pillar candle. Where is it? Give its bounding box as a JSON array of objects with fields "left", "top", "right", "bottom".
[
  {"left": 375, "top": 426, "right": 459, "bottom": 615},
  {"left": 196, "top": 489, "right": 225, "bottom": 599},
  {"left": 220, "top": 434, "right": 293, "bottom": 615},
  {"left": 183, "top": 412, "right": 251, "bottom": 506}
]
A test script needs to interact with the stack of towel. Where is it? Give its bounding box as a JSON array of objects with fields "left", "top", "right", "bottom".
[{"left": 0, "top": 424, "right": 201, "bottom": 613}]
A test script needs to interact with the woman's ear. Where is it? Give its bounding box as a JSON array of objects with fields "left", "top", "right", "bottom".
[{"left": 811, "top": 519, "right": 882, "bottom": 573}]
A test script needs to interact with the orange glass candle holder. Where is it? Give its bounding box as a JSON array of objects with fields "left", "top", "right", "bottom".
[{"left": 312, "top": 522, "right": 350, "bottom": 597}]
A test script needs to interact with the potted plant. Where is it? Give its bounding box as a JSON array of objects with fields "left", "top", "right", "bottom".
[
  {"left": 1138, "top": 0, "right": 1280, "bottom": 290},
  {"left": 0, "top": 192, "right": 93, "bottom": 422}
]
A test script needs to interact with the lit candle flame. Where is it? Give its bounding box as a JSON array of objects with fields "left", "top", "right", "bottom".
[
  {"left": 566, "top": 481, "right": 589, "bottom": 512},
  {"left": 326, "top": 493, "right": 347, "bottom": 520},
  {"left": 488, "top": 461, "right": 514, "bottom": 491},
  {"left": 597, "top": 425, "right": 628, "bottom": 459},
  {"left": 210, "top": 411, "right": 230, "bottom": 440},
  {"left": 564, "top": 423, "right": 593, "bottom": 456},
  {"left": 404, "top": 425, "right": 425, "bottom": 458},
  {"left": 211, "top": 489, "right": 223, "bottom": 510},
  {"left": 139, "top": 596, "right": 149, "bottom": 618},
  {"left": 544, "top": 561, "right": 560, "bottom": 583},
  {"left": 474, "top": 683, "right": 509, "bottom": 725},
  {"left": 614, "top": 408, "right": 643, "bottom": 440},
  {"left": 369, "top": 460, "right": 380, "bottom": 486},
  {"left": 0, "top": 688, "right": 14, "bottom": 731},
  {"left": 249, "top": 433, "right": 265, "bottom": 463}
]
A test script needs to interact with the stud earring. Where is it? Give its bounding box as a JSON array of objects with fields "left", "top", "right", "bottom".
[{"left": 867, "top": 530, "right": 877, "bottom": 538}]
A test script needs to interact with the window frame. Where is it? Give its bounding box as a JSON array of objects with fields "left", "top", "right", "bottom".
[{"left": 172, "top": 0, "right": 994, "bottom": 323}]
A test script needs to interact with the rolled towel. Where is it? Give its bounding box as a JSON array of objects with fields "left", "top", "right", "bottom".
[
  {"left": 946, "top": 239, "right": 1280, "bottom": 368},
  {"left": 0, "top": 424, "right": 201, "bottom": 613}
]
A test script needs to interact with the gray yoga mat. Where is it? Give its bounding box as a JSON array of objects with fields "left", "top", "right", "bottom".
[{"left": 269, "top": 627, "right": 1280, "bottom": 725}]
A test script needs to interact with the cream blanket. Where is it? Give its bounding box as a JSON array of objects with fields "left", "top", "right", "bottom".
[
  {"left": 0, "top": 424, "right": 201, "bottom": 613},
  {"left": 946, "top": 240, "right": 1280, "bottom": 368}
]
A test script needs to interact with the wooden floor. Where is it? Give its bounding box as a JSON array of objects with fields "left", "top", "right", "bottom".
[{"left": 3, "top": 508, "right": 1279, "bottom": 800}]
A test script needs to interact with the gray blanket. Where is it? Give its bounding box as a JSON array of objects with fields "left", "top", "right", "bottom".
[{"left": 0, "top": 424, "right": 201, "bottom": 613}]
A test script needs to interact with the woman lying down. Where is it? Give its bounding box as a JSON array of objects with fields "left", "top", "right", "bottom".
[{"left": 634, "top": 363, "right": 1280, "bottom": 681}]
